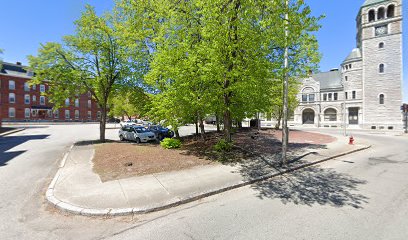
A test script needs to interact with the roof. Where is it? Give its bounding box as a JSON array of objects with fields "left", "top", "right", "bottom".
[
  {"left": 343, "top": 48, "right": 362, "bottom": 63},
  {"left": 311, "top": 70, "right": 342, "bottom": 90},
  {"left": 0, "top": 61, "right": 33, "bottom": 78},
  {"left": 362, "top": 0, "right": 388, "bottom": 7}
]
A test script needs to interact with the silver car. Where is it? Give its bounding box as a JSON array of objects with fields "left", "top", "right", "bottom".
[{"left": 118, "top": 126, "right": 156, "bottom": 143}]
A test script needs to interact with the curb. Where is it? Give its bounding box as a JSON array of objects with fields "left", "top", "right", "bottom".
[
  {"left": 46, "top": 143, "right": 371, "bottom": 217},
  {"left": 0, "top": 128, "right": 25, "bottom": 137}
]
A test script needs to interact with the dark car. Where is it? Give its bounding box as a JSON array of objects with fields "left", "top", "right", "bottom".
[{"left": 146, "top": 125, "right": 174, "bottom": 141}]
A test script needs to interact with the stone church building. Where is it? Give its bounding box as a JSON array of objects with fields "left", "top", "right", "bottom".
[{"left": 292, "top": 0, "right": 403, "bottom": 130}]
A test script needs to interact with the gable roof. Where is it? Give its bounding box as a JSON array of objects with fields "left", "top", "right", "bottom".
[{"left": 312, "top": 70, "right": 342, "bottom": 91}]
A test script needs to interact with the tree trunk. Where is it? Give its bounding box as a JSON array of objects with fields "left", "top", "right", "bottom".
[
  {"left": 223, "top": 108, "right": 232, "bottom": 142},
  {"left": 199, "top": 116, "right": 205, "bottom": 141},
  {"left": 99, "top": 106, "right": 107, "bottom": 142},
  {"left": 237, "top": 120, "right": 242, "bottom": 129},
  {"left": 275, "top": 117, "right": 281, "bottom": 130},
  {"left": 175, "top": 129, "right": 180, "bottom": 139},
  {"left": 195, "top": 119, "right": 199, "bottom": 137},
  {"left": 216, "top": 114, "right": 221, "bottom": 132}
]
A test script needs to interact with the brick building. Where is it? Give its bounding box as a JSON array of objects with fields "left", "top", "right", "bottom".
[
  {"left": 293, "top": 0, "right": 403, "bottom": 130},
  {"left": 0, "top": 61, "right": 101, "bottom": 122}
]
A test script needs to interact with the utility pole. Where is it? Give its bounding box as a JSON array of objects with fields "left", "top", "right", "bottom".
[{"left": 282, "top": 0, "right": 289, "bottom": 165}]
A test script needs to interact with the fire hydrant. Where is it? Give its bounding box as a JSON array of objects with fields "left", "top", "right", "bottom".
[{"left": 349, "top": 136, "right": 354, "bottom": 145}]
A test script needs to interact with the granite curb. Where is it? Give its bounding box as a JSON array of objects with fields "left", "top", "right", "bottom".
[
  {"left": 0, "top": 128, "right": 25, "bottom": 137},
  {"left": 45, "top": 143, "right": 371, "bottom": 217}
]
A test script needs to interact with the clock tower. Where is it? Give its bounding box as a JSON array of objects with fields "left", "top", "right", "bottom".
[{"left": 358, "top": 0, "right": 403, "bottom": 130}]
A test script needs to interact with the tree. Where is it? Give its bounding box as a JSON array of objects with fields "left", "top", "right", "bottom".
[
  {"left": 110, "top": 86, "right": 150, "bottom": 120},
  {"left": 28, "top": 5, "right": 143, "bottom": 142}
]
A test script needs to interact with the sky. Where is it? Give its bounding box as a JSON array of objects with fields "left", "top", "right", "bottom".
[{"left": 0, "top": 0, "right": 407, "bottom": 102}]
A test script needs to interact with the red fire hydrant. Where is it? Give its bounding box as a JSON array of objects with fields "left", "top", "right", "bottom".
[{"left": 349, "top": 136, "right": 354, "bottom": 145}]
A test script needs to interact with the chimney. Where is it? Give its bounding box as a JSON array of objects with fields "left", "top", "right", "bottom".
[{"left": 16, "top": 62, "right": 22, "bottom": 66}]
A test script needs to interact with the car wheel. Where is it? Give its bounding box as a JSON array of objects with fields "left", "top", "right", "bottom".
[
  {"left": 119, "top": 135, "right": 124, "bottom": 141},
  {"left": 135, "top": 137, "right": 141, "bottom": 144}
]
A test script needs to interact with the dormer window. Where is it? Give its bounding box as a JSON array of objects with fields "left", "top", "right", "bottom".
[
  {"left": 387, "top": 5, "right": 395, "bottom": 18},
  {"left": 378, "top": 7, "right": 385, "bottom": 20}
]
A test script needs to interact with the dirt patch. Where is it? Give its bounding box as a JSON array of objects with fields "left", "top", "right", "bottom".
[
  {"left": 93, "top": 143, "right": 216, "bottom": 182},
  {"left": 93, "top": 128, "right": 336, "bottom": 182}
]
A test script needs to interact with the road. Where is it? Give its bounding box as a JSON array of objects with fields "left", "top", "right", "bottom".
[{"left": 1, "top": 124, "right": 408, "bottom": 240}]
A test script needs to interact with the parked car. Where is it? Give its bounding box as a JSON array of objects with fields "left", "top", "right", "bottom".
[
  {"left": 118, "top": 126, "right": 156, "bottom": 143},
  {"left": 146, "top": 125, "right": 174, "bottom": 141},
  {"left": 120, "top": 120, "right": 135, "bottom": 127}
]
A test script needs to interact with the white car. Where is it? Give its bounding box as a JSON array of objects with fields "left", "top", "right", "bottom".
[
  {"left": 118, "top": 126, "right": 156, "bottom": 143},
  {"left": 120, "top": 120, "right": 135, "bottom": 127}
]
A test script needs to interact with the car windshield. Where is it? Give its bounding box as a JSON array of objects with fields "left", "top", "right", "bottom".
[{"left": 134, "top": 127, "right": 147, "bottom": 133}]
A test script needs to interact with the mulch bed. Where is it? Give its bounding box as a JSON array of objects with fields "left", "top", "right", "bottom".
[{"left": 92, "top": 128, "right": 336, "bottom": 182}]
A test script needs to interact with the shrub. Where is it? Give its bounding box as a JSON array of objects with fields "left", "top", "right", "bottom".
[
  {"left": 214, "top": 139, "right": 233, "bottom": 152},
  {"left": 160, "top": 138, "right": 181, "bottom": 149}
]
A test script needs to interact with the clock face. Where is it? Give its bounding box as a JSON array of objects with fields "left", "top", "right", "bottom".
[{"left": 375, "top": 25, "right": 388, "bottom": 36}]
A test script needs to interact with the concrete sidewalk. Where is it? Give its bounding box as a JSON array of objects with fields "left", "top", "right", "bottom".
[{"left": 47, "top": 134, "right": 370, "bottom": 216}]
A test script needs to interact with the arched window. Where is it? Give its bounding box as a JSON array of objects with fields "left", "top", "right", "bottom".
[
  {"left": 324, "top": 108, "right": 337, "bottom": 122},
  {"left": 387, "top": 5, "right": 395, "bottom": 18},
  {"left": 368, "top": 9, "right": 375, "bottom": 22},
  {"left": 302, "top": 87, "right": 315, "bottom": 103},
  {"left": 379, "top": 42, "right": 384, "bottom": 48},
  {"left": 379, "top": 64, "right": 385, "bottom": 73},
  {"left": 379, "top": 94, "right": 385, "bottom": 104},
  {"left": 378, "top": 7, "right": 385, "bottom": 20}
]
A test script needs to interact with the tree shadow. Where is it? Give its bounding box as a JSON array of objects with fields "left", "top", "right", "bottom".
[
  {"left": 0, "top": 134, "right": 49, "bottom": 167},
  {"left": 250, "top": 166, "right": 368, "bottom": 209}
]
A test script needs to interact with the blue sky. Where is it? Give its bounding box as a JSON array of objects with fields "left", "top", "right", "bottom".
[{"left": 0, "top": 0, "right": 407, "bottom": 101}]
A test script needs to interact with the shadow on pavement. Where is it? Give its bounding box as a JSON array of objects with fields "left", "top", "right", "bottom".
[
  {"left": 0, "top": 134, "right": 49, "bottom": 167},
  {"left": 251, "top": 166, "right": 368, "bottom": 209}
]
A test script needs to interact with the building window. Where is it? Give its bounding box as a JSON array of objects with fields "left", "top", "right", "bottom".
[
  {"left": 379, "top": 64, "right": 385, "bottom": 73},
  {"left": 352, "top": 91, "right": 356, "bottom": 99},
  {"left": 334, "top": 93, "right": 338, "bottom": 101},
  {"left": 349, "top": 64, "right": 352, "bottom": 69},
  {"left": 328, "top": 93, "right": 332, "bottom": 101},
  {"left": 323, "top": 93, "right": 327, "bottom": 101},
  {"left": 32, "top": 110, "right": 37, "bottom": 117},
  {"left": 345, "top": 92, "right": 348, "bottom": 100},
  {"left": 32, "top": 84, "right": 36, "bottom": 90},
  {"left": 9, "top": 93, "right": 16, "bottom": 103},
  {"left": 345, "top": 76, "right": 348, "bottom": 81},
  {"left": 65, "top": 110, "right": 70, "bottom": 119},
  {"left": 324, "top": 108, "right": 337, "bottom": 122},
  {"left": 87, "top": 111, "right": 92, "bottom": 119},
  {"left": 9, "top": 108, "right": 16, "bottom": 118},
  {"left": 40, "top": 96, "right": 45, "bottom": 105},
  {"left": 97, "top": 111, "right": 101, "bottom": 119},
  {"left": 24, "top": 82, "right": 30, "bottom": 91},
  {"left": 9, "top": 80, "right": 15, "bottom": 90},
  {"left": 65, "top": 98, "right": 70, "bottom": 106},
  {"left": 87, "top": 91, "right": 92, "bottom": 98},
  {"left": 379, "top": 42, "right": 384, "bottom": 48},
  {"left": 379, "top": 94, "right": 385, "bottom": 104},
  {"left": 377, "top": 7, "right": 385, "bottom": 20},
  {"left": 87, "top": 100, "right": 92, "bottom": 108},
  {"left": 75, "top": 110, "right": 80, "bottom": 119},
  {"left": 24, "top": 94, "right": 30, "bottom": 104},
  {"left": 54, "top": 110, "right": 59, "bottom": 118},
  {"left": 387, "top": 5, "right": 395, "bottom": 18},
  {"left": 25, "top": 108, "right": 30, "bottom": 118},
  {"left": 33, "top": 95, "right": 37, "bottom": 102},
  {"left": 40, "top": 84, "right": 45, "bottom": 92},
  {"left": 368, "top": 9, "right": 375, "bottom": 22},
  {"left": 75, "top": 98, "right": 80, "bottom": 108}
]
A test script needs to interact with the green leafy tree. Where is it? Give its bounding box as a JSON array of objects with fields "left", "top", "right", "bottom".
[
  {"left": 110, "top": 86, "right": 150, "bottom": 120},
  {"left": 28, "top": 5, "right": 143, "bottom": 142}
]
